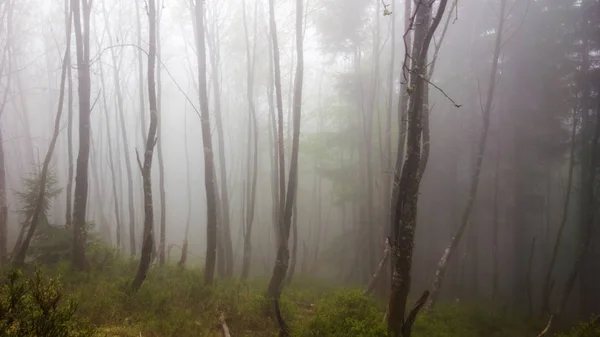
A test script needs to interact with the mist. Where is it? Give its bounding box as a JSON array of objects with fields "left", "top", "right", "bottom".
[{"left": 0, "top": 0, "right": 598, "bottom": 336}]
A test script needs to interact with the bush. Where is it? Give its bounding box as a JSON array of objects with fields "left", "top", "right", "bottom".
[
  {"left": 0, "top": 269, "right": 95, "bottom": 337},
  {"left": 298, "top": 290, "right": 387, "bottom": 337},
  {"left": 557, "top": 316, "right": 600, "bottom": 337}
]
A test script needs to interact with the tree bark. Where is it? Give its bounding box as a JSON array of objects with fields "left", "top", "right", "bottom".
[
  {"left": 99, "top": 0, "right": 137, "bottom": 256},
  {"left": 65, "top": 0, "right": 74, "bottom": 229},
  {"left": 425, "top": 0, "right": 506, "bottom": 310},
  {"left": 136, "top": 0, "right": 147, "bottom": 146},
  {"left": 194, "top": 0, "right": 219, "bottom": 286},
  {"left": 241, "top": 0, "right": 259, "bottom": 281},
  {"left": 0, "top": 4, "right": 12, "bottom": 267},
  {"left": 540, "top": 106, "right": 577, "bottom": 313},
  {"left": 12, "top": 13, "right": 71, "bottom": 268},
  {"left": 267, "top": 0, "right": 303, "bottom": 303},
  {"left": 388, "top": 0, "right": 448, "bottom": 334},
  {"left": 71, "top": 0, "right": 92, "bottom": 271},
  {"left": 178, "top": 106, "right": 192, "bottom": 267},
  {"left": 131, "top": 0, "right": 159, "bottom": 292},
  {"left": 156, "top": 8, "right": 167, "bottom": 265},
  {"left": 207, "top": 8, "right": 233, "bottom": 277}
]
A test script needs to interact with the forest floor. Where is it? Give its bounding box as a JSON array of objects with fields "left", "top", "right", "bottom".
[{"left": 3, "top": 255, "right": 593, "bottom": 337}]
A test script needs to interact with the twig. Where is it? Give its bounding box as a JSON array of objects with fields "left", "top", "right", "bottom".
[
  {"left": 89, "top": 43, "right": 201, "bottom": 118},
  {"left": 135, "top": 148, "right": 143, "bottom": 173},
  {"left": 417, "top": 73, "right": 461, "bottom": 107},
  {"left": 536, "top": 315, "right": 553, "bottom": 337}
]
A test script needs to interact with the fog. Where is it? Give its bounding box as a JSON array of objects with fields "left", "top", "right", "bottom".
[{"left": 0, "top": 0, "right": 599, "bottom": 328}]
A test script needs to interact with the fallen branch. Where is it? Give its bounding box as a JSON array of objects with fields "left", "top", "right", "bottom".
[
  {"left": 220, "top": 312, "right": 232, "bottom": 337},
  {"left": 536, "top": 315, "right": 553, "bottom": 337}
]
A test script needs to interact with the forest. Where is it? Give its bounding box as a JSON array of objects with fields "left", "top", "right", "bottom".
[{"left": 0, "top": 0, "right": 599, "bottom": 336}]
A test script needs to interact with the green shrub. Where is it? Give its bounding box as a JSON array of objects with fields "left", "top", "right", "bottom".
[
  {"left": 556, "top": 316, "right": 600, "bottom": 337},
  {"left": 0, "top": 269, "right": 95, "bottom": 337},
  {"left": 298, "top": 290, "right": 387, "bottom": 337}
]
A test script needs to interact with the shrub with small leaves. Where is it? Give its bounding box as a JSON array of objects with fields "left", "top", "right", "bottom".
[
  {"left": 298, "top": 290, "right": 387, "bottom": 337},
  {"left": 0, "top": 269, "right": 95, "bottom": 337},
  {"left": 556, "top": 316, "right": 600, "bottom": 337}
]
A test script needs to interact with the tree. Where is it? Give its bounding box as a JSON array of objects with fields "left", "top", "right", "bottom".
[
  {"left": 12, "top": 9, "right": 72, "bottom": 268},
  {"left": 101, "top": 0, "right": 137, "bottom": 257},
  {"left": 131, "top": 0, "right": 159, "bottom": 291},
  {"left": 425, "top": 0, "right": 507, "bottom": 310},
  {"left": 71, "top": 0, "right": 93, "bottom": 271},
  {"left": 240, "top": 0, "right": 259, "bottom": 281},
  {"left": 194, "top": 0, "right": 219, "bottom": 286},
  {"left": 267, "top": 0, "right": 304, "bottom": 321},
  {"left": 388, "top": 0, "right": 449, "bottom": 335},
  {"left": 156, "top": 3, "right": 167, "bottom": 265}
]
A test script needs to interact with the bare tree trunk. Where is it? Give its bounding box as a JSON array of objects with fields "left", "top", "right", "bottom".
[
  {"left": 156, "top": 8, "right": 167, "bottom": 265},
  {"left": 0, "top": 4, "right": 12, "bottom": 267},
  {"left": 540, "top": 107, "right": 578, "bottom": 313},
  {"left": 241, "top": 0, "right": 259, "bottom": 281},
  {"left": 388, "top": 0, "right": 448, "bottom": 334},
  {"left": 206, "top": 8, "right": 233, "bottom": 277},
  {"left": 100, "top": 0, "right": 136, "bottom": 256},
  {"left": 559, "top": 96, "right": 600, "bottom": 314},
  {"left": 102, "top": 86, "right": 122, "bottom": 249},
  {"left": 267, "top": 0, "right": 303, "bottom": 305},
  {"left": 136, "top": 0, "right": 147, "bottom": 146},
  {"left": 131, "top": 0, "right": 159, "bottom": 292},
  {"left": 491, "top": 149, "right": 500, "bottom": 300},
  {"left": 287, "top": 199, "right": 298, "bottom": 285},
  {"left": 178, "top": 105, "right": 192, "bottom": 267},
  {"left": 425, "top": 0, "right": 506, "bottom": 310},
  {"left": 71, "top": 0, "right": 92, "bottom": 271},
  {"left": 12, "top": 14, "right": 71, "bottom": 268},
  {"left": 65, "top": 0, "right": 74, "bottom": 229},
  {"left": 194, "top": 0, "right": 219, "bottom": 286}
]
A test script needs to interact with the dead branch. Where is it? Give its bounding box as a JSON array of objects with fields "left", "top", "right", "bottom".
[
  {"left": 402, "top": 290, "right": 430, "bottom": 337},
  {"left": 363, "top": 237, "right": 391, "bottom": 296},
  {"left": 536, "top": 315, "right": 553, "bottom": 337},
  {"left": 220, "top": 312, "right": 232, "bottom": 337}
]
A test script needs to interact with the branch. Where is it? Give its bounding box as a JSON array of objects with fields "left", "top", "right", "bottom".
[
  {"left": 536, "top": 315, "right": 553, "bottom": 337},
  {"left": 90, "top": 43, "right": 201, "bottom": 118},
  {"left": 135, "top": 148, "right": 143, "bottom": 173},
  {"left": 417, "top": 72, "right": 461, "bottom": 107},
  {"left": 402, "top": 290, "right": 430, "bottom": 337}
]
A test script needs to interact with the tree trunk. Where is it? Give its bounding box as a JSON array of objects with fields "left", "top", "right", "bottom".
[
  {"left": 267, "top": 0, "right": 303, "bottom": 302},
  {"left": 425, "top": 0, "right": 506, "bottom": 310},
  {"left": 136, "top": 0, "right": 147, "bottom": 146},
  {"left": 71, "top": 0, "right": 92, "bottom": 271},
  {"left": 207, "top": 9, "right": 233, "bottom": 277},
  {"left": 65, "top": 0, "right": 74, "bottom": 229},
  {"left": 0, "top": 11, "right": 12, "bottom": 267},
  {"left": 540, "top": 106, "right": 577, "bottom": 313},
  {"left": 241, "top": 0, "right": 259, "bottom": 281},
  {"left": 194, "top": 0, "right": 219, "bottom": 286},
  {"left": 287, "top": 199, "right": 298, "bottom": 285},
  {"left": 178, "top": 105, "right": 193, "bottom": 267},
  {"left": 156, "top": 9, "right": 167, "bottom": 265},
  {"left": 131, "top": 0, "right": 159, "bottom": 292},
  {"left": 491, "top": 149, "right": 500, "bottom": 300},
  {"left": 100, "top": 0, "right": 137, "bottom": 257},
  {"left": 559, "top": 96, "right": 600, "bottom": 314},
  {"left": 12, "top": 15, "right": 71, "bottom": 268},
  {"left": 388, "top": 0, "right": 449, "bottom": 334}
]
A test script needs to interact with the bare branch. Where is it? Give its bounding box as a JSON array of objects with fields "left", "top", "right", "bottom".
[
  {"left": 135, "top": 148, "right": 143, "bottom": 173},
  {"left": 536, "top": 315, "right": 553, "bottom": 337}
]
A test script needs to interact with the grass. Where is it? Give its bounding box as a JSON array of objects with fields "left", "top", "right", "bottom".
[{"left": 1, "top": 256, "right": 591, "bottom": 337}]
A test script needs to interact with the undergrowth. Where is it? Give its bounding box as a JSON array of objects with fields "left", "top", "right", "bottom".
[{"left": 0, "top": 254, "right": 591, "bottom": 337}]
